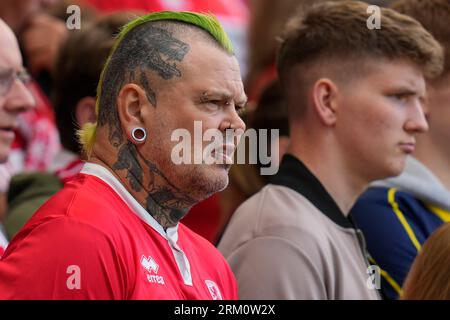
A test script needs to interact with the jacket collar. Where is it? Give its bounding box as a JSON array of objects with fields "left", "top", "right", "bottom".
[{"left": 270, "top": 154, "right": 355, "bottom": 229}]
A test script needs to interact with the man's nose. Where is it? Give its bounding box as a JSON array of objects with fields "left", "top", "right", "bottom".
[
  {"left": 219, "top": 107, "right": 246, "bottom": 133},
  {"left": 5, "top": 79, "right": 35, "bottom": 114},
  {"left": 404, "top": 100, "right": 429, "bottom": 134},
  {"left": 230, "top": 106, "right": 246, "bottom": 132}
]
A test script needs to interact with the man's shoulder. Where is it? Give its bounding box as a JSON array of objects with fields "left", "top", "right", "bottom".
[
  {"left": 5, "top": 172, "right": 63, "bottom": 238},
  {"left": 219, "top": 184, "right": 329, "bottom": 256},
  {"left": 351, "top": 186, "right": 445, "bottom": 251},
  {"left": 230, "top": 184, "right": 327, "bottom": 232},
  {"left": 0, "top": 213, "right": 128, "bottom": 299},
  {"left": 360, "top": 186, "right": 419, "bottom": 201},
  {"left": 3, "top": 214, "right": 114, "bottom": 262},
  {"left": 8, "top": 172, "right": 62, "bottom": 201},
  {"left": 37, "top": 173, "right": 130, "bottom": 220},
  {"left": 352, "top": 186, "right": 426, "bottom": 219},
  {"left": 16, "top": 173, "right": 137, "bottom": 243}
]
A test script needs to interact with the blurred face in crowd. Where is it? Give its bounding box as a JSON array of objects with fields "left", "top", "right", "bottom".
[
  {"left": 0, "top": 19, "right": 35, "bottom": 163},
  {"left": 334, "top": 58, "right": 428, "bottom": 182},
  {"left": 134, "top": 41, "right": 247, "bottom": 201},
  {"left": 425, "top": 75, "right": 450, "bottom": 154},
  {"left": 0, "top": 0, "right": 59, "bottom": 33}
]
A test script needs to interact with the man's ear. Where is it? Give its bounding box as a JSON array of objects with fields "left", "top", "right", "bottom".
[
  {"left": 311, "top": 78, "right": 339, "bottom": 126},
  {"left": 116, "top": 83, "right": 151, "bottom": 142},
  {"left": 75, "top": 96, "right": 96, "bottom": 127}
]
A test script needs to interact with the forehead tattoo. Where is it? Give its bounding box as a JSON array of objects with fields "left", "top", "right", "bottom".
[{"left": 98, "top": 23, "right": 191, "bottom": 149}]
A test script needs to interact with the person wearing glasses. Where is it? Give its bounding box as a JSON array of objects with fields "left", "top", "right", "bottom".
[{"left": 0, "top": 19, "right": 35, "bottom": 257}]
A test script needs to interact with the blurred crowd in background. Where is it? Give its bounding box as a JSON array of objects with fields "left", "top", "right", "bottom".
[{"left": 1, "top": 0, "right": 449, "bottom": 300}]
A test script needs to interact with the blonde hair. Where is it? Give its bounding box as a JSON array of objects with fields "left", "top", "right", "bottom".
[{"left": 402, "top": 223, "right": 450, "bottom": 300}]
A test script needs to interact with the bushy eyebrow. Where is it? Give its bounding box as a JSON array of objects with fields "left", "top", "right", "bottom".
[
  {"left": 387, "top": 85, "right": 426, "bottom": 98},
  {"left": 0, "top": 67, "right": 30, "bottom": 81},
  {"left": 200, "top": 91, "right": 248, "bottom": 105},
  {"left": 237, "top": 95, "right": 248, "bottom": 106},
  {"left": 0, "top": 68, "right": 13, "bottom": 76}
]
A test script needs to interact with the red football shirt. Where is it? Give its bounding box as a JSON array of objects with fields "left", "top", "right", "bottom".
[{"left": 0, "top": 163, "right": 238, "bottom": 300}]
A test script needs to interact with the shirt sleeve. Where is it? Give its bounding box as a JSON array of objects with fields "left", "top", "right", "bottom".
[
  {"left": 0, "top": 217, "right": 127, "bottom": 299},
  {"left": 226, "top": 236, "right": 327, "bottom": 299}
]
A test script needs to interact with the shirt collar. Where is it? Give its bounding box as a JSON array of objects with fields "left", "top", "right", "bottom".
[
  {"left": 269, "top": 154, "right": 355, "bottom": 229},
  {"left": 80, "top": 162, "right": 194, "bottom": 286},
  {"left": 80, "top": 162, "right": 179, "bottom": 240}
]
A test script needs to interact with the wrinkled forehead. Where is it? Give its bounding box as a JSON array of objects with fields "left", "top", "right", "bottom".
[{"left": 180, "top": 41, "right": 245, "bottom": 98}]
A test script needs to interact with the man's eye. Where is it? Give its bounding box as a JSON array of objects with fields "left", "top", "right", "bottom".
[
  {"left": 203, "top": 100, "right": 221, "bottom": 110},
  {"left": 390, "top": 93, "right": 409, "bottom": 103},
  {"left": 235, "top": 105, "right": 245, "bottom": 116},
  {"left": 206, "top": 100, "right": 222, "bottom": 108},
  {"left": 18, "top": 70, "right": 31, "bottom": 84},
  {"left": 0, "top": 70, "right": 13, "bottom": 84}
]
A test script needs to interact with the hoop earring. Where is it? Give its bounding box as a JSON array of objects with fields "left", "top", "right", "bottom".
[{"left": 131, "top": 127, "right": 147, "bottom": 143}]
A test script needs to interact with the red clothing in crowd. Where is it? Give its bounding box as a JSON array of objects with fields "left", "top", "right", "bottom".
[
  {"left": 0, "top": 163, "right": 237, "bottom": 299},
  {"left": 86, "top": 0, "right": 248, "bottom": 21},
  {"left": 12, "top": 80, "right": 60, "bottom": 171}
]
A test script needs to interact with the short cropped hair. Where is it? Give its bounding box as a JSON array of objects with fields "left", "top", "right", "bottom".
[
  {"left": 390, "top": 0, "right": 450, "bottom": 83},
  {"left": 276, "top": 0, "right": 444, "bottom": 119},
  {"left": 78, "top": 11, "right": 233, "bottom": 158}
]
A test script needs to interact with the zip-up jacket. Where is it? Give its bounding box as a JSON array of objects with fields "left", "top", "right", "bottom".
[{"left": 350, "top": 156, "right": 450, "bottom": 299}]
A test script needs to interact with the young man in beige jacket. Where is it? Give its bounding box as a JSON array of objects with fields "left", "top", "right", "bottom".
[{"left": 219, "top": 1, "right": 443, "bottom": 299}]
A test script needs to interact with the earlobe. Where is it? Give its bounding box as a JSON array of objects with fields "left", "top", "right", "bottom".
[
  {"left": 312, "top": 78, "right": 338, "bottom": 126},
  {"left": 131, "top": 127, "right": 147, "bottom": 143}
]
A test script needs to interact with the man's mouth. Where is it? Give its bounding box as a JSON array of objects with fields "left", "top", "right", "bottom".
[
  {"left": 398, "top": 142, "right": 415, "bottom": 154},
  {"left": 211, "top": 144, "right": 235, "bottom": 164},
  {"left": 0, "top": 125, "right": 17, "bottom": 140}
]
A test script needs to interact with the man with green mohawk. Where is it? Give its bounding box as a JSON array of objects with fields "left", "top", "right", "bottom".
[{"left": 0, "top": 11, "right": 246, "bottom": 300}]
